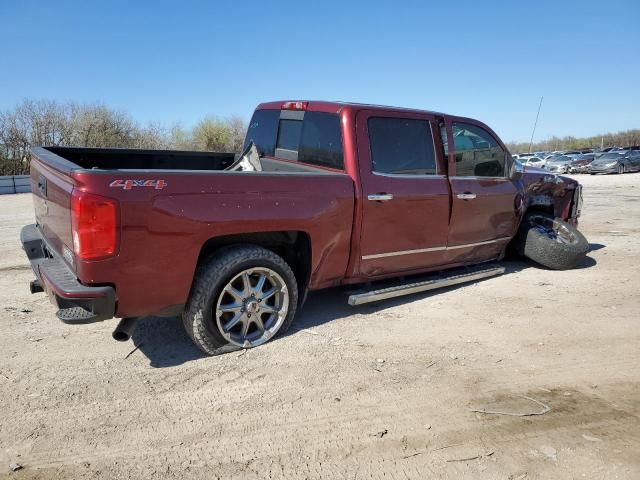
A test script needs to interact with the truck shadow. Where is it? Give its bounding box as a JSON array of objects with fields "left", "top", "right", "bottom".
[
  {"left": 131, "top": 255, "right": 599, "bottom": 368},
  {"left": 131, "top": 316, "right": 207, "bottom": 367}
]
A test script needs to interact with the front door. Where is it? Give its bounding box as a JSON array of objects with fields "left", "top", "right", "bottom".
[
  {"left": 442, "top": 119, "right": 520, "bottom": 264},
  {"left": 356, "top": 109, "right": 451, "bottom": 277}
]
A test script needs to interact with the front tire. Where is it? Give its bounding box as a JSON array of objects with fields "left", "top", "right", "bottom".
[
  {"left": 515, "top": 213, "right": 589, "bottom": 270},
  {"left": 183, "top": 245, "right": 299, "bottom": 355}
]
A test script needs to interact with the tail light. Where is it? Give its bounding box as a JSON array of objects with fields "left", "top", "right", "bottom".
[
  {"left": 71, "top": 189, "right": 119, "bottom": 260},
  {"left": 281, "top": 101, "right": 308, "bottom": 111}
]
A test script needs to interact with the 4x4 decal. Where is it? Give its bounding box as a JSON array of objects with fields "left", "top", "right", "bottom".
[{"left": 109, "top": 179, "right": 167, "bottom": 190}]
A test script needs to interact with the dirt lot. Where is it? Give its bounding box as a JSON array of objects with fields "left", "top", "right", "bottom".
[{"left": 1, "top": 173, "right": 639, "bottom": 480}]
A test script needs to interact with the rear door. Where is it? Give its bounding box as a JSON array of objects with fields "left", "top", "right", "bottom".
[
  {"left": 442, "top": 119, "right": 520, "bottom": 263},
  {"left": 356, "top": 109, "right": 450, "bottom": 277}
]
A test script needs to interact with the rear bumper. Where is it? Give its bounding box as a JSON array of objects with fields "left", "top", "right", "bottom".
[{"left": 20, "top": 224, "right": 116, "bottom": 324}]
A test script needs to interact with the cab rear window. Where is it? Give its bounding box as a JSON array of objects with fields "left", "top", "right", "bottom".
[
  {"left": 245, "top": 109, "right": 344, "bottom": 170},
  {"left": 244, "top": 109, "right": 279, "bottom": 157}
]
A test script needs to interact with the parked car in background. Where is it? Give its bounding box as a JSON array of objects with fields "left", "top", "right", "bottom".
[
  {"left": 545, "top": 155, "right": 574, "bottom": 173},
  {"left": 517, "top": 153, "right": 546, "bottom": 167},
  {"left": 590, "top": 151, "right": 640, "bottom": 174},
  {"left": 524, "top": 156, "right": 546, "bottom": 168},
  {"left": 569, "top": 153, "right": 595, "bottom": 173},
  {"left": 564, "top": 151, "right": 584, "bottom": 159}
]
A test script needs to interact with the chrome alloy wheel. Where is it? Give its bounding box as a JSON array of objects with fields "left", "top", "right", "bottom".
[
  {"left": 215, "top": 268, "right": 289, "bottom": 348},
  {"left": 528, "top": 215, "right": 579, "bottom": 245}
]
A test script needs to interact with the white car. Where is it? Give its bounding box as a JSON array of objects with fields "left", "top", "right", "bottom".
[{"left": 518, "top": 154, "right": 546, "bottom": 168}]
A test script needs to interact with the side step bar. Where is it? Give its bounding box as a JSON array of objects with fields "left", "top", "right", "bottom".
[{"left": 347, "top": 265, "right": 506, "bottom": 306}]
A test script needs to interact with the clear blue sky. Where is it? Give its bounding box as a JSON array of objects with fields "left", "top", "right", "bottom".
[{"left": 1, "top": 0, "right": 638, "bottom": 143}]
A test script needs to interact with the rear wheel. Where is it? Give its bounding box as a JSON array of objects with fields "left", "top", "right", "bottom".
[
  {"left": 515, "top": 213, "right": 589, "bottom": 270},
  {"left": 183, "top": 245, "right": 298, "bottom": 355}
]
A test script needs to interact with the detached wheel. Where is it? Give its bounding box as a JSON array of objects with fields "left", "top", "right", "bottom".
[
  {"left": 183, "top": 245, "right": 298, "bottom": 355},
  {"left": 515, "top": 213, "right": 589, "bottom": 270}
]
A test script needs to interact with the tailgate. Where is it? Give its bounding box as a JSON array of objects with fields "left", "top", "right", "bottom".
[{"left": 30, "top": 153, "right": 75, "bottom": 266}]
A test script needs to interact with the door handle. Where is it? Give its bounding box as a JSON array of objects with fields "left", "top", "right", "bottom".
[
  {"left": 456, "top": 192, "right": 476, "bottom": 200},
  {"left": 367, "top": 193, "right": 394, "bottom": 202}
]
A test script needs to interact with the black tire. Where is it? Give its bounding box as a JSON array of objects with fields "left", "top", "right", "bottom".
[
  {"left": 182, "top": 245, "right": 299, "bottom": 355},
  {"left": 515, "top": 213, "right": 589, "bottom": 270}
]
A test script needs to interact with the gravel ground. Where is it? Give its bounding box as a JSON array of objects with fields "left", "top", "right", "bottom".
[{"left": 0, "top": 173, "right": 639, "bottom": 479}]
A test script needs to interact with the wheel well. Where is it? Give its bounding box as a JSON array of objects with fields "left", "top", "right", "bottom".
[
  {"left": 506, "top": 204, "right": 556, "bottom": 258},
  {"left": 197, "top": 231, "right": 312, "bottom": 292}
]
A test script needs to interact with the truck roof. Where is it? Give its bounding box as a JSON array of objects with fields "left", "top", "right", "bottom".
[{"left": 256, "top": 100, "right": 447, "bottom": 117}]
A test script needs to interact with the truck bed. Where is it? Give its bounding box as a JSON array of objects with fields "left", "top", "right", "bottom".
[
  {"left": 46, "top": 146, "right": 238, "bottom": 171},
  {"left": 42, "top": 146, "right": 338, "bottom": 174},
  {"left": 29, "top": 146, "right": 355, "bottom": 318}
]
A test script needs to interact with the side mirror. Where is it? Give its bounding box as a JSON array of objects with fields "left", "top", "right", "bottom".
[{"left": 511, "top": 159, "right": 525, "bottom": 180}]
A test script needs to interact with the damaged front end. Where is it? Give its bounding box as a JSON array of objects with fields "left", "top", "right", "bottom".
[{"left": 522, "top": 169, "right": 583, "bottom": 225}]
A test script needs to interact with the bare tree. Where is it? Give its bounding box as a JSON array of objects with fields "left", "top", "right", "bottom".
[
  {"left": 227, "top": 116, "right": 247, "bottom": 153},
  {"left": 192, "top": 116, "right": 232, "bottom": 152},
  {"left": 134, "top": 123, "right": 169, "bottom": 149}
]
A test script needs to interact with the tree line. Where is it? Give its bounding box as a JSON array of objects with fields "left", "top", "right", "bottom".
[
  {"left": 2, "top": 98, "right": 638, "bottom": 175},
  {"left": 507, "top": 129, "right": 640, "bottom": 154},
  {"left": 0, "top": 99, "right": 246, "bottom": 175}
]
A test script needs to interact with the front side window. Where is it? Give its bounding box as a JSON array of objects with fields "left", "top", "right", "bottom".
[
  {"left": 452, "top": 122, "right": 506, "bottom": 177},
  {"left": 368, "top": 117, "right": 437, "bottom": 175}
]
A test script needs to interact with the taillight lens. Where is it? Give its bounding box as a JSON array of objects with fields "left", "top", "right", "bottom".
[{"left": 71, "top": 189, "right": 118, "bottom": 260}]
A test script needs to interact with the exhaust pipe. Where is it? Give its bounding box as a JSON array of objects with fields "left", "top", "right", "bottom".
[
  {"left": 112, "top": 317, "right": 139, "bottom": 342},
  {"left": 30, "top": 280, "right": 44, "bottom": 294}
]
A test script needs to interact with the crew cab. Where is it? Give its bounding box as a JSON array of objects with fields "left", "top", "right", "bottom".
[{"left": 22, "top": 100, "right": 588, "bottom": 354}]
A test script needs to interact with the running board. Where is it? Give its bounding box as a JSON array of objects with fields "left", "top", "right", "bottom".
[{"left": 347, "top": 265, "right": 506, "bottom": 306}]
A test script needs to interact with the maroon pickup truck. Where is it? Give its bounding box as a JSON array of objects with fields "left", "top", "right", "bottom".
[{"left": 22, "top": 100, "right": 588, "bottom": 354}]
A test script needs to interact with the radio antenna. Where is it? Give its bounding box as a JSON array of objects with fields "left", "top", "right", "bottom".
[{"left": 528, "top": 96, "right": 543, "bottom": 153}]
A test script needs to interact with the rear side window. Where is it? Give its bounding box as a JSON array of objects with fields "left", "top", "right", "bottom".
[
  {"left": 298, "top": 113, "right": 343, "bottom": 169},
  {"left": 244, "top": 109, "right": 279, "bottom": 156},
  {"left": 274, "top": 111, "right": 344, "bottom": 169},
  {"left": 368, "top": 117, "right": 437, "bottom": 175}
]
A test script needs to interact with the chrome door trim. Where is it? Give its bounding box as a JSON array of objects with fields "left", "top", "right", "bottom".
[
  {"left": 372, "top": 172, "right": 446, "bottom": 179},
  {"left": 445, "top": 237, "right": 511, "bottom": 250},
  {"left": 362, "top": 245, "right": 446, "bottom": 260},
  {"left": 361, "top": 236, "right": 511, "bottom": 260},
  {"left": 449, "top": 176, "right": 508, "bottom": 181}
]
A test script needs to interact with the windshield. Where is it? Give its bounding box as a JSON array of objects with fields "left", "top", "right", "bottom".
[{"left": 601, "top": 153, "right": 622, "bottom": 160}]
